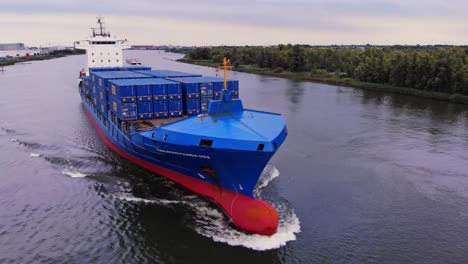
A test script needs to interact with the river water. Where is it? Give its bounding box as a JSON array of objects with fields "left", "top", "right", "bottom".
[{"left": 1, "top": 51, "right": 468, "bottom": 264}]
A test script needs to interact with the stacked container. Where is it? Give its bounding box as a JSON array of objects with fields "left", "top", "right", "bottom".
[
  {"left": 166, "top": 81, "right": 183, "bottom": 117},
  {"left": 81, "top": 76, "right": 91, "bottom": 96},
  {"left": 167, "top": 77, "right": 240, "bottom": 115},
  {"left": 198, "top": 77, "right": 239, "bottom": 100},
  {"left": 136, "top": 70, "right": 202, "bottom": 78},
  {"left": 108, "top": 79, "right": 138, "bottom": 120},
  {"left": 90, "top": 71, "right": 152, "bottom": 119}
]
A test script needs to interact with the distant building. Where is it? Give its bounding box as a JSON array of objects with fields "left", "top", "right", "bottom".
[{"left": 0, "top": 43, "right": 25, "bottom": 51}]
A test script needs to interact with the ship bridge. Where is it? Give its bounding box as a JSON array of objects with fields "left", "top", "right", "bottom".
[{"left": 74, "top": 16, "right": 130, "bottom": 71}]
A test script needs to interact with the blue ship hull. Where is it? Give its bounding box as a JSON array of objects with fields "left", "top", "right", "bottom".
[{"left": 79, "top": 86, "right": 287, "bottom": 235}]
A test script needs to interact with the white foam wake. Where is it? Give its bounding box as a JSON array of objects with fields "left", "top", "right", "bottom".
[
  {"left": 191, "top": 200, "right": 301, "bottom": 251},
  {"left": 255, "top": 165, "right": 280, "bottom": 196},
  {"left": 116, "top": 195, "right": 187, "bottom": 206},
  {"left": 62, "top": 168, "right": 88, "bottom": 178}
]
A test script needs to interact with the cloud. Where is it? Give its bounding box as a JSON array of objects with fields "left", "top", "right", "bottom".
[{"left": 0, "top": 1, "right": 467, "bottom": 45}]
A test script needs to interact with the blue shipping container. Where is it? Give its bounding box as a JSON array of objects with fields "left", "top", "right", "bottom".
[
  {"left": 89, "top": 67, "right": 121, "bottom": 73},
  {"left": 82, "top": 76, "right": 91, "bottom": 95},
  {"left": 110, "top": 98, "right": 138, "bottom": 121},
  {"left": 201, "top": 98, "right": 210, "bottom": 114},
  {"left": 228, "top": 80, "right": 239, "bottom": 98},
  {"left": 184, "top": 83, "right": 200, "bottom": 99},
  {"left": 92, "top": 71, "right": 151, "bottom": 91},
  {"left": 92, "top": 85, "right": 98, "bottom": 97},
  {"left": 152, "top": 84, "right": 167, "bottom": 101},
  {"left": 135, "top": 84, "right": 152, "bottom": 102},
  {"left": 185, "top": 99, "right": 201, "bottom": 116},
  {"left": 167, "top": 84, "right": 182, "bottom": 100},
  {"left": 168, "top": 77, "right": 225, "bottom": 99},
  {"left": 136, "top": 70, "right": 202, "bottom": 78},
  {"left": 137, "top": 102, "right": 153, "bottom": 119},
  {"left": 153, "top": 100, "right": 168, "bottom": 118},
  {"left": 122, "top": 66, "right": 152, "bottom": 71},
  {"left": 96, "top": 100, "right": 109, "bottom": 118},
  {"left": 168, "top": 100, "right": 183, "bottom": 117},
  {"left": 108, "top": 79, "right": 137, "bottom": 103},
  {"left": 200, "top": 82, "right": 214, "bottom": 98},
  {"left": 97, "top": 85, "right": 109, "bottom": 102}
]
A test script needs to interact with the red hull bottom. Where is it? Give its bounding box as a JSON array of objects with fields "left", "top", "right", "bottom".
[{"left": 83, "top": 105, "right": 279, "bottom": 236}]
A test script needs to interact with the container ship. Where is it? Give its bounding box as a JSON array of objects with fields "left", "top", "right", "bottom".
[{"left": 75, "top": 17, "right": 287, "bottom": 236}]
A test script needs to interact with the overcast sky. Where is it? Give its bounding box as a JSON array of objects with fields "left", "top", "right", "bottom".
[{"left": 1, "top": 0, "right": 468, "bottom": 46}]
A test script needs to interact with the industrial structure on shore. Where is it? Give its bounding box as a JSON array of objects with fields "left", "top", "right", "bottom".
[{"left": 0, "top": 42, "right": 72, "bottom": 61}]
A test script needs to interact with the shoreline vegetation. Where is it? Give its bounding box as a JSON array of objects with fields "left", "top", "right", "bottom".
[
  {"left": 0, "top": 49, "right": 85, "bottom": 67},
  {"left": 177, "top": 45, "right": 468, "bottom": 105}
]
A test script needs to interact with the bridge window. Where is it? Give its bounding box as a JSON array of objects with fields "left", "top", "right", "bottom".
[
  {"left": 257, "top": 144, "right": 264, "bottom": 151},
  {"left": 199, "top": 139, "right": 213, "bottom": 147}
]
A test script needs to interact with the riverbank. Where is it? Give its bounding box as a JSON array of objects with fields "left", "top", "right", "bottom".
[
  {"left": 178, "top": 58, "right": 468, "bottom": 105},
  {"left": 0, "top": 50, "right": 85, "bottom": 67}
]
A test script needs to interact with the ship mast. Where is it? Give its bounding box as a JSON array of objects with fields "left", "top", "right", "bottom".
[{"left": 218, "top": 57, "right": 233, "bottom": 90}]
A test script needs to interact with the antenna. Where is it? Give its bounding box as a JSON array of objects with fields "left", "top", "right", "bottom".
[{"left": 95, "top": 15, "right": 109, "bottom": 36}]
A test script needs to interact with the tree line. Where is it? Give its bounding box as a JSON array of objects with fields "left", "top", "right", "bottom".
[{"left": 187, "top": 45, "right": 468, "bottom": 95}]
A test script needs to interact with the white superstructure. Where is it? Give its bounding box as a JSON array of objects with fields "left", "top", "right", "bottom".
[{"left": 74, "top": 17, "right": 130, "bottom": 73}]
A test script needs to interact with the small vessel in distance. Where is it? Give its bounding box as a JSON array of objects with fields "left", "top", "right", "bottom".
[
  {"left": 126, "top": 58, "right": 141, "bottom": 65},
  {"left": 74, "top": 17, "right": 287, "bottom": 236}
]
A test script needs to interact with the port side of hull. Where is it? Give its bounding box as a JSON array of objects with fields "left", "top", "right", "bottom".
[
  {"left": 130, "top": 135, "right": 275, "bottom": 197},
  {"left": 81, "top": 97, "right": 279, "bottom": 235}
]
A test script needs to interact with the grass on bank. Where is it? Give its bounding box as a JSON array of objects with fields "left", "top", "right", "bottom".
[{"left": 177, "top": 58, "right": 468, "bottom": 105}]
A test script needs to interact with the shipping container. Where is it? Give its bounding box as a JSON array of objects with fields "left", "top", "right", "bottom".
[
  {"left": 82, "top": 76, "right": 91, "bottom": 95},
  {"left": 110, "top": 98, "right": 138, "bottom": 121},
  {"left": 136, "top": 84, "right": 152, "bottom": 102},
  {"left": 135, "top": 78, "right": 179, "bottom": 101},
  {"left": 108, "top": 79, "right": 137, "bottom": 103},
  {"left": 137, "top": 102, "right": 153, "bottom": 119},
  {"left": 92, "top": 85, "right": 98, "bottom": 97},
  {"left": 153, "top": 100, "right": 168, "bottom": 118},
  {"left": 136, "top": 70, "right": 202, "bottom": 78},
  {"left": 201, "top": 98, "right": 210, "bottom": 114},
  {"left": 168, "top": 77, "right": 234, "bottom": 100},
  {"left": 91, "top": 70, "right": 151, "bottom": 91},
  {"left": 185, "top": 99, "right": 201, "bottom": 116},
  {"left": 96, "top": 100, "right": 109, "bottom": 118},
  {"left": 228, "top": 80, "right": 239, "bottom": 98},
  {"left": 89, "top": 67, "right": 121, "bottom": 73},
  {"left": 107, "top": 79, "right": 153, "bottom": 102},
  {"left": 167, "top": 83, "right": 182, "bottom": 100},
  {"left": 200, "top": 82, "right": 214, "bottom": 98},
  {"left": 96, "top": 84, "right": 108, "bottom": 102},
  {"left": 152, "top": 84, "right": 167, "bottom": 101},
  {"left": 82, "top": 76, "right": 91, "bottom": 87},
  {"left": 168, "top": 100, "right": 183, "bottom": 117},
  {"left": 122, "top": 66, "right": 152, "bottom": 71}
]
